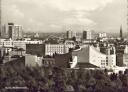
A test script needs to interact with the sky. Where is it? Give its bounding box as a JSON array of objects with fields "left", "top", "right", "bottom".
[{"left": 1, "top": 0, "right": 127, "bottom": 33}]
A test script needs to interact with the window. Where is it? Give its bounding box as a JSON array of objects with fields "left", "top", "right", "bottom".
[{"left": 42, "top": 60, "right": 45, "bottom": 64}]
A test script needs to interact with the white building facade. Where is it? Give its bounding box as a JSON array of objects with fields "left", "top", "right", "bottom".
[
  {"left": 25, "top": 54, "right": 43, "bottom": 67},
  {"left": 45, "top": 43, "right": 75, "bottom": 56},
  {"left": 0, "top": 39, "right": 43, "bottom": 50},
  {"left": 71, "top": 45, "right": 116, "bottom": 68},
  {"left": 98, "top": 33, "right": 107, "bottom": 38}
]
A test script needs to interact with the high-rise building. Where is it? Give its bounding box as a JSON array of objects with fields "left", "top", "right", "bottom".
[
  {"left": 12, "top": 25, "right": 23, "bottom": 40},
  {"left": 8, "top": 23, "right": 14, "bottom": 39},
  {"left": 3, "top": 23, "right": 23, "bottom": 40},
  {"left": 83, "top": 31, "right": 92, "bottom": 40},
  {"left": 1, "top": 24, "right": 9, "bottom": 38},
  {"left": 66, "top": 30, "right": 76, "bottom": 39}
]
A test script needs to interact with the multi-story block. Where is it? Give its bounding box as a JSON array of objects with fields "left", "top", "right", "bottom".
[
  {"left": 26, "top": 44, "right": 45, "bottom": 56},
  {"left": 25, "top": 54, "right": 55, "bottom": 67},
  {"left": 83, "top": 31, "right": 92, "bottom": 40},
  {"left": 1, "top": 23, "right": 23, "bottom": 40},
  {"left": 25, "top": 54, "right": 43, "bottom": 67},
  {"left": 66, "top": 30, "right": 76, "bottom": 39},
  {"left": 70, "top": 45, "right": 116, "bottom": 68},
  {"left": 12, "top": 25, "right": 23, "bottom": 40},
  {"left": 1, "top": 24, "right": 9, "bottom": 39},
  {"left": 115, "top": 45, "right": 125, "bottom": 66},
  {"left": 45, "top": 42, "right": 75, "bottom": 56},
  {"left": 0, "top": 39, "right": 43, "bottom": 50}
]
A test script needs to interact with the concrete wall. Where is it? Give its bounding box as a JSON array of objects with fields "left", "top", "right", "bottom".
[
  {"left": 72, "top": 45, "right": 89, "bottom": 63},
  {"left": 25, "top": 54, "right": 43, "bottom": 67},
  {"left": 25, "top": 54, "right": 37, "bottom": 67},
  {"left": 45, "top": 44, "right": 75, "bottom": 56},
  {"left": 70, "top": 56, "right": 77, "bottom": 68},
  {"left": 89, "top": 46, "right": 106, "bottom": 68}
]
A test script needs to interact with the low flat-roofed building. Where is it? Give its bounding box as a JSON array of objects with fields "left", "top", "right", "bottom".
[
  {"left": 0, "top": 39, "right": 43, "bottom": 50},
  {"left": 45, "top": 43, "right": 75, "bottom": 56}
]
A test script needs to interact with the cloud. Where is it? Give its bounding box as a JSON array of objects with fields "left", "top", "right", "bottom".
[
  {"left": 63, "top": 17, "right": 95, "bottom": 26},
  {"left": 2, "top": 4, "right": 24, "bottom": 23},
  {"left": 2, "top": 0, "right": 119, "bottom": 32},
  {"left": 10, "top": 0, "right": 115, "bottom": 12},
  {"left": 40, "top": 0, "right": 114, "bottom": 11},
  {"left": 16, "top": 0, "right": 114, "bottom": 11},
  {"left": 10, "top": 5, "right": 24, "bottom": 18}
]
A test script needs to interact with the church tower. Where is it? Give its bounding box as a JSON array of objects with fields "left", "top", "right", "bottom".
[{"left": 120, "top": 25, "right": 123, "bottom": 39}]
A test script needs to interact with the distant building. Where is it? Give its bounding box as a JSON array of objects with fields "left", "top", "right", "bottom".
[
  {"left": 66, "top": 30, "right": 76, "bottom": 39},
  {"left": 45, "top": 42, "right": 75, "bottom": 56},
  {"left": 99, "top": 43, "right": 115, "bottom": 55},
  {"left": 25, "top": 54, "right": 55, "bottom": 67},
  {"left": 25, "top": 54, "right": 43, "bottom": 67},
  {"left": 54, "top": 53, "right": 71, "bottom": 68},
  {"left": 1, "top": 24, "right": 9, "bottom": 39},
  {"left": 75, "top": 36, "right": 81, "bottom": 42},
  {"left": 70, "top": 45, "right": 116, "bottom": 68},
  {"left": 0, "top": 39, "right": 43, "bottom": 50},
  {"left": 116, "top": 53, "right": 124, "bottom": 67},
  {"left": 8, "top": 23, "right": 14, "bottom": 39},
  {"left": 115, "top": 45, "right": 125, "bottom": 66},
  {"left": 12, "top": 25, "right": 23, "bottom": 40},
  {"left": 34, "top": 33, "right": 39, "bottom": 38},
  {"left": 83, "top": 31, "right": 92, "bottom": 40},
  {"left": 1, "top": 23, "right": 23, "bottom": 40},
  {"left": 115, "top": 44, "right": 128, "bottom": 67},
  {"left": 26, "top": 44, "right": 45, "bottom": 56},
  {"left": 53, "top": 45, "right": 116, "bottom": 69},
  {"left": 0, "top": 47, "right": 6, "bottom": 58},
  {"left": 42, "top": 58, "right": 55, "bottom": 67},
  {"left": 124, "top": 45, "right": 128, "bottom": 54},
  {"left": 98, "top": 32, "right": 107, "bottom": 38}
]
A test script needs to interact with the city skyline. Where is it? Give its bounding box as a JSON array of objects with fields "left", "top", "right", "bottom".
[{"left": 1, "top": 0, "right": 127, "bottom": 33}]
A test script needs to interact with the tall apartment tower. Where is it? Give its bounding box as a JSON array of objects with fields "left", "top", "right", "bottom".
[
  {"left": 67, "top": 30, "right": 72, "bottom": 39},
  {"left": 1, "top": 24, "right": 9, "bottom": 38},
  {"left": 7, "top": 23, "right": 23, "bottom": 40},
  {"left": 66, "top": 30, "right": 76, "bottom": 39},
  {"left": 83, "top": 31, "right": 92, "bottom": 40},
  {"left": 12, "top": 25, "right": 23, "bottom": 40},
  {"left": 8, "top": 23, "right": 14, "bottom": 39}
]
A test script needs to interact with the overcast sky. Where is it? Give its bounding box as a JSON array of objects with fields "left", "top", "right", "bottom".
[{"left": 2, "top": 0, "right": 127, "bottom": 33}]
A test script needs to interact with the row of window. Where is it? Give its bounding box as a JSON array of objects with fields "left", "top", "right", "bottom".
[{"left": 42, "top": 60, "right": 55, "bottom": 65}]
